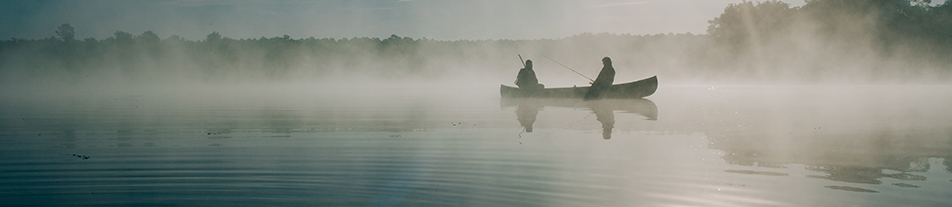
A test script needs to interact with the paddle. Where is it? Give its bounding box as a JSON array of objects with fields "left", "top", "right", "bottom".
[
  {"left": 519, "top": 54, "right": 527, "bottom": 68},
  {"left": 515, "top": 54, "right": 527, "bottom": 85}
]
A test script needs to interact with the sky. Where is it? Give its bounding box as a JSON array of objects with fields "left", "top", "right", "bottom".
[{"left": 1, "top": 0, "right": 813, "bottom": 41}]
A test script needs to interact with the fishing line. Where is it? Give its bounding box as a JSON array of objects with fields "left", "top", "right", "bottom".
[{"left": 541, "top": 55, "right": 594, "bottom": 82}]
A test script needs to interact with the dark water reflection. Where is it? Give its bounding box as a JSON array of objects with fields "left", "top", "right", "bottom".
[
  {"left": 504, "top": 98, "right": 658, "bottom": 139},
  {"left": 2, "top": 86, "right": 952, "bottom": 206}
]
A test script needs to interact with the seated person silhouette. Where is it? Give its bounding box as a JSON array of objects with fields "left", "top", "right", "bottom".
[
  {"left": 584, "top": 57, "right": 615, "bottom": 100},
  {"left": 515, "top": 60, "right": 544, "bottom": 90}
]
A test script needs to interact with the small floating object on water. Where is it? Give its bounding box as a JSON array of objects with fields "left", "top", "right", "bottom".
[{"left": 70, "top": 153, "right": 90, "bottom": 160}]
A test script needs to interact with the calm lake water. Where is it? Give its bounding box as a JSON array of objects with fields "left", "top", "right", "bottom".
[{"left": 2, "top": 85, "right": 951, "bottom": 206}]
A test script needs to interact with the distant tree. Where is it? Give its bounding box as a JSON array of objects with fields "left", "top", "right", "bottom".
[
  {"left": 206, "top": 31, "right": 222, "bottom": 43},
  {"left": 137, "top": 31, "right": 160, "bottom": 43},
  {"left": 164, "top": 35, "right": 185, "bottom": 42},
  {"left": 55, "top": 23, "right": 75, "bottom": 42},
  {"left": 113, "top": 31, "right": 133, "bottom": 44}
]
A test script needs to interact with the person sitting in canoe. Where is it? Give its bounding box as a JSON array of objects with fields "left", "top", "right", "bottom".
[
  {"left": 584, "top": 57, "right": 615, "bottom": 100},
  {"left": 515, "top": 60, "right": 544, "bottom": 90}
]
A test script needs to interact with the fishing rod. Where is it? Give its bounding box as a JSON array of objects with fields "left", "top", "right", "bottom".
[{"left": 541, "top": 55, "right": 594, "bottom": 82}]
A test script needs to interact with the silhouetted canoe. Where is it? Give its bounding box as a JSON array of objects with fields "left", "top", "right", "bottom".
[{"left": 500, "top": 76, "right": 658, "bottom": 99}]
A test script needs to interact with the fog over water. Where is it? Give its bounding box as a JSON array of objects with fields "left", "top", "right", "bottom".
[
  {"left": 2, "top": 0, "right": 952, "bottom": 91},
  {"left": 2, "top": 0, "right": 952, "bottom": 206}
]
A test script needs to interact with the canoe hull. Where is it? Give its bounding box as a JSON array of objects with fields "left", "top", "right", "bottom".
[{"left": 500, "top": 76, "right": 658, "bottom": 99}]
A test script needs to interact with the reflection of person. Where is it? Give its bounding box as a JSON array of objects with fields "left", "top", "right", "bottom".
[
  {"left": 516, "top": 104, "right": 540, "bottom": 132},
  {"left": 590, "top": 103, "right": 615, "bottom": 140},
  {"left": 584, "top": 57, "right": 615, "bottom": 100},
  {"left": 515, "top": 60, "right": 544, "bottom": 90}
]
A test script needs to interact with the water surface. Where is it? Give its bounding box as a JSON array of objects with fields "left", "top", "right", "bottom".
[{"left": 2, "top": 85, "right": 951, "bottom": 206}]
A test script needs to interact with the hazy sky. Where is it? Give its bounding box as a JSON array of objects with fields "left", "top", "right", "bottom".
[{"left": 1, "top": 0, "right": 812, "bottom": 41}]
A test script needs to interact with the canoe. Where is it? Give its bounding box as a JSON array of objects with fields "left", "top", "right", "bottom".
[{"left": 500, "top": 76, "right": 658, "bottom": 99}]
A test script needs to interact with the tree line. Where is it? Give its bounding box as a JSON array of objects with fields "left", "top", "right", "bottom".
[
  {"left": 1, "top": 0, "right": 950, "bottom": 84},
  {"left": 707, "top": 0, "right": 951, "bottom": 72}
]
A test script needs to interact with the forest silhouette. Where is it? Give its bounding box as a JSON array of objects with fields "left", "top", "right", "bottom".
[{"left": 1, "top": 0, "right": 950, "bottom": 85}]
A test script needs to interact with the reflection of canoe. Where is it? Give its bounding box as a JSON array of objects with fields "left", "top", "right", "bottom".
[
  {"left": 501, "top": 98, "right": 658, "bottom": 120},
  {"left": 500, "top": 76, "right": 658, "bottom": 99}
]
